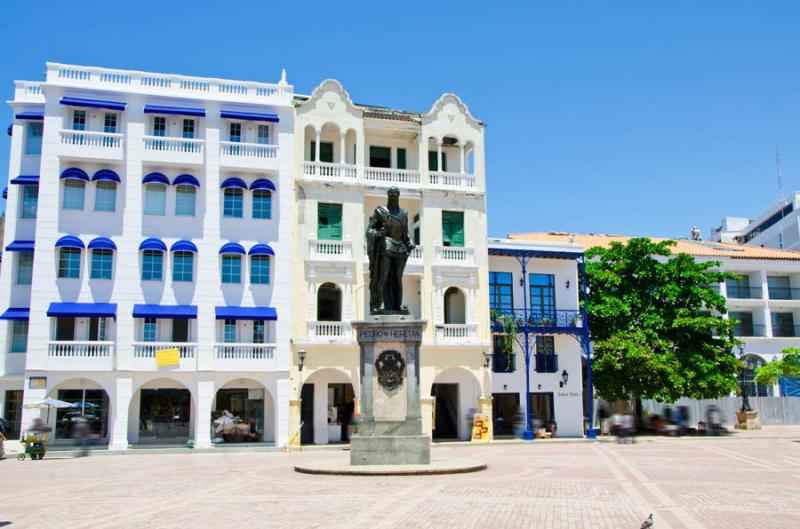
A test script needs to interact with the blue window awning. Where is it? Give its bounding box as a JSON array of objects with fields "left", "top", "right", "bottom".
[
  {"left": 171, "top": 240, "right": 198, "bottom": 253},
  {"left": 10, "top": 175, "right": 39, "bottom": 185},
  {"left": 248, "top": 243, "right": 275, "bottom": 256},
  {"left": 5, "top": 240, "right": 34, "bottom": 252},
  {"left": 0, "top": 307, "right": 30, "bottom": 320},
  {"left": 144, "top": 105, "right": 205, "bottom": 117},
  {"left": 15, "top": 112, "right": 44, "bottom": 120},
  {"left": 139, "top": 238, "right": 167, "bottom": 251},
  {"left": 92, "top": 169, "right": 121, "bottom": 183},
  {"left": 60, "top": 97, "right": 126, "bottom": 112},
  {"left": 142, "top": 172, "right": 170, "bottom": 185},
  {"left": 220, "top": 177, "right": 247, "bottom": 189},
  {"left": 47, "top": 302, "right": 117, "bottom": 319},
  {"left": 215, "top": 306, "right": 277, "bottom": 321},
  {"left": 87, "top": 237, "right": 116, "bottom": 251},
  {"left": 60, "top": 168, "right": 90, "bottom": 181},
  {"left": 173, "top": 174, "right": 200, "bottom": 187},
  {"left": 250, "top": 178, "right": 276, "bottom": 191},
  {"left": 219, "top": 242, "right": 246, "bottom": 255},
  {"left": 55, "top": 235, "right": 84, "bottom": 249},
  {"left": 220, "top": 110, "right": 279, "bottom": 123},
  {"left": 133, "top": 304, "right": 197, "bottom": 319}
]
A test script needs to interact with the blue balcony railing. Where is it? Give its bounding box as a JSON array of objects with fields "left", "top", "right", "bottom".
[{"left": 491, "top": 308, "right": 582, "bottom": 331}]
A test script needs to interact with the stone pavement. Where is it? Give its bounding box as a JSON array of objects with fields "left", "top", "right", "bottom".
[{"left": 2, "top": 428, "right": 800, "bottom": 529}]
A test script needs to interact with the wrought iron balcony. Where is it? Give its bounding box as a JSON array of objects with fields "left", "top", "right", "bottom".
[
  {"left": 491, "top": 308, "right": 583, "bottom": 332},
  {"left": 492, "top": 352, "right": 516, "bottom": 373},
  {"left": 534, "top": 353, "right": 559, "bottom": 373}
]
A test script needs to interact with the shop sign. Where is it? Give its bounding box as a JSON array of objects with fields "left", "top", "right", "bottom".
[
  {"left": 471, "top": 413, "right": 491, "bottom": 443},
  {"left": 29, "top": 376, "right": 47, "bottom": 389},
  {"left": 155, "top": 348, "right": 180, "bottom": 367}
]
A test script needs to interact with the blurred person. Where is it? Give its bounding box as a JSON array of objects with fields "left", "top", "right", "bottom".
[
  {"left": 73, "top": 416, "right": 90, "bottom": 457},
  {"left": 622, "top": 413, "right": 636, "bottom": 444},
  {"left": 0, "top": 428, "right": 6, "bottom": 460},
  {"left": 706, "top": 404, "right": 722, "bottom": 436}
]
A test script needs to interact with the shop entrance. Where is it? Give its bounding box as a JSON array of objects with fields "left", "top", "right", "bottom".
[
  {"left": 3, "top": 390, "right": 23, "bottom": 439},
  {"left": 139, "top": 389, "right": 191, "bottom": 442},
  {"left": 431, "top": 383, "right": 458, "bottom": 440},
  {"left": 300, "top": 384, "right": 314, "bottom": 445},
  {"left": 55, "top": 389, "right": 110, "bottom": 440},
  {"left": 529, "top": 392, "right": 555, "bottom": 431},
  {"left": 213, "top": 388, "right": 265, "bottom": 443},
  {"left": 326, "top": 383, "right": 355, "bottom": 443},
  {"left": 492, "top": 393, "right": 520, "bottom": 438}
]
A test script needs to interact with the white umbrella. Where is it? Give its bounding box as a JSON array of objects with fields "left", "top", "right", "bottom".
[{"left": 24, "top": 398, "right": 76, "bottom": 423}]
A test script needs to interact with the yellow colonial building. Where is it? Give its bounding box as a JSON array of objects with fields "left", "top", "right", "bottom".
[{"left": 289, "top": 80, "right": 491, "bottom": 444}]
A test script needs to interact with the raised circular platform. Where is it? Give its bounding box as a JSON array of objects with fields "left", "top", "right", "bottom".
[{"left": 294, "top": 458, "right": 487, "bottom": 476}]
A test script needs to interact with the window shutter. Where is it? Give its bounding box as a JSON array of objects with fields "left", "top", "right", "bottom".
[
  {"left": 318, "top": 203, "right": 343, "bottom": 240},
  {"left": 428, "top": 151, "right": 438, "bottom": 171},
  {"left": 442, "top": 211, "right": 464, "bottom": 247},
  {"left": 397, "top": 148, "right": 407, "bottom": 169}
]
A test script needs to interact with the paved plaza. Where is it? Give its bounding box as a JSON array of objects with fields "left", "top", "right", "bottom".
[{"left": 3, "top": 428, "right": 800, "bottom": 529}]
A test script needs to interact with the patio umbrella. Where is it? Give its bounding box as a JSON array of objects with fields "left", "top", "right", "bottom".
[{"left": 24, "top": 398, "right": 76, "bottom": 423}]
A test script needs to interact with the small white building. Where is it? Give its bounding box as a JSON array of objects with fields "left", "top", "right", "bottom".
[
  {"left": 0, "top": 63, "right": 296, "bottom": 448},
  {"left": 710, "top": 192, "right": 800, "bottom": 250},
  {"left": 487, "top": 238, "right": 589, "bottom": 438}
]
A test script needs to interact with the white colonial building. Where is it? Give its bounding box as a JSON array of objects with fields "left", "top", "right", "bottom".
[
  {"left": 0, "top": 63, "right": 295, "bottom": 448},
  {"left": 710, "top": 192, "right": 800, "bottom": 251},
  {"left": 289, "top": 80, "right": 492, "bottom": 444}
]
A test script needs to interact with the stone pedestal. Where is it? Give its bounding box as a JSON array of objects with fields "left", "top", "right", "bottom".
[
  {"left": 735, "top": 410, "right": 761, "bottom": 430},
  {"left": 350, "top": 318, "right": 430, "bottom": 465}
]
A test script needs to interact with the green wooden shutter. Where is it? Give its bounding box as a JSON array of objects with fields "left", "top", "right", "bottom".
[
  {"left": 320, "top": 142, "right": 334, "bottom": 163},
  {"left": 397, "top": 148, "right": 407, "bottom": 169},
  {"left": 428, "top": 151, "right": 438, "bottom": 171},
  {"left": 310, "top": 141, "right": 316, "bottom": 162},
  {"left": 441, "top": 152, "right": 447, "bottom": 172},
  {"left": 442, "top": 211, "right": 464, "bottom": 247},
  {"left": 318, "top": 203, "right": 343, "bottom": 240}
]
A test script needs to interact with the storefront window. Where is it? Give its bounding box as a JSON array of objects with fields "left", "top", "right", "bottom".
[
  {"left": 55, "top": 389, "right": 109, "bottom": 439},
  {"left": 214, "top": 388, "right": 264, "bottom": 442},
  {"left": 139, "top": 388, "right": 191, "bottom": 441}
]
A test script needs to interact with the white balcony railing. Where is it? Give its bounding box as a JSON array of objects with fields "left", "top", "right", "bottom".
[
  {"left": 48, "top": 341, "right": 114, "bottom": 358},
  {"left": 59, "top": 130, "right": 123, "bottom": 149},
  {"left": 133, "top": 342, "right": 197, "bottom": 359},
  {"left": 308, "top": 321, "right": 352, "bottom": 342},
  {"left": 434, "top": 245, "right": 476, "bottom": 266},
  {"left": 14, "top": 81, "right": 44, "bottom": 102},
  {"left": 143, "top": 136, "right": 204, "bottom": 154},
  {"left": 409, "top": 245, "right": 424, "bottom": 262},
  {"left": 303, "top": 161, "right": 358, "bottom": 180},
  {"left": 435, "top": 324, "right": 478, "bottom": 344},
  {"left": 214, "top": 343, "right": 275, "bottom": 360},
  {"left": 429, "top": 171, "right": 476, "bottom": 189},
  {"left": 308, "top": 238, "right": 353, "bottom": 261},
  {"left": 47, "top": 62, "right": 292, "bottom": 103},
  {"left": 220, "top": 141, "right": 278, "bottom": 159},
  {"left": 364, "top": 167, "right": 421, "bottom": 186}
]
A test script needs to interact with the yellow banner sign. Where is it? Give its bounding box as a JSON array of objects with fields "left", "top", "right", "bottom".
[
  {"left": 155, "top": 348, "right": 180, "bottom": 367},
  {"left": 471, "top": 413, "right": 491, "bottom": 443}
]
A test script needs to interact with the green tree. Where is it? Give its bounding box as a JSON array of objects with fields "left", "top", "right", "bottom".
[
  {"left": 585, "top": 238, "right": 740, "bottom": 404},
  {"left": 754, "top": 349, "right": 800, "bottom": 385}
]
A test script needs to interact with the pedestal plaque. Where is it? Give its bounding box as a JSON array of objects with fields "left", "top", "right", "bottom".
[{"left": 350, "top": 318, "right": 430, "bottom": 465}]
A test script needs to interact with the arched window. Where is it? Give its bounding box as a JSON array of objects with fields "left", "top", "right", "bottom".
[
  {"left": 175, "top": 185, "right": 196, "bottom": 216},
  {"left": 444, "top": 287, "right": 465, "bottom": 324},
  {"left": 223, "top": 188, "right": 243, "bottom": 218},
  {"left": 144, "top": 183, "right": 166, "bottom": 215},
  {"left": 741, "top": 354, "right": 773, "bottom": 397},
  {"left": 252, "top": 189, "right": 272, "bottom": 219},
  {"left": 63, "top": 179, "right": 86, "bottom": 210},
  {"left": 317, "top": 283, "right": 342, "bottom": 321},
  {"left": 142, "top": 250, "right": 164, "bottom": 281},
  {"left": 94, "top": 181, "right": 117, "bottom": 212},
  {"left": 172, "top": 251, "right": 194, "bottom": 282}
]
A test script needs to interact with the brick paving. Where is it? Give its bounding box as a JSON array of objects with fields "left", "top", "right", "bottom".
[{"left": 2, "top": 429, "right": 800, "bottom": 528}]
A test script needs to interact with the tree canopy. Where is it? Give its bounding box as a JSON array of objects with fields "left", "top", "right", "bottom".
[
  {"left": 585, "top": 238, "right": 740, "bottom": 403},
  {"left": 754, "top": 349, "right": 800, "bottom": 385}
]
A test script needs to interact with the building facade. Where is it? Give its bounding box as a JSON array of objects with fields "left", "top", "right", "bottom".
[
  {"left": 512, "top": 232, "right": 800, "bottom": 399},
  {"left": 710, "top": 192, "right": 800, "bottom": 250},
  {"left": 0, "top": 63, "right": 295, "bottom": 448},
  {"left": 289, "top": 80, "right": 492, "bottom": 444}
]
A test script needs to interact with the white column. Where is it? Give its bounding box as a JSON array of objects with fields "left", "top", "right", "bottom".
[
  {"left": 108, "top": 377, "right": 132, "bottom": 450},
  {"left": 459, "top": 144, "right": 466, "bottom": 174},
  {"left": 314, "top": 129, "right": 321, "bottom": 163},
  {"left": 308, "top": 271, "right": 317, "bottom": 321},
  {"left": 19, "top": 379, "right": 47, "bottom": 440},
  {"left": 275, "top": 376, "right": 289, "bottom": 447},
  {"left": 437, "top": 139, "right": 443, "bottom": 172},
  {"left": 339, "top": 131, "right": 346, "bottom": 164},
  {"left": 193, "top": 380, "right": 215, "bottom": 449},
  {"left": 760, "top": 271, "right": 773, "bottom": 337},
  {"left": 343, "top": 269, "right": 353, "bottom": 321},
  {"left": 314, "top": 380, "right": 329, "bottom": 444}
]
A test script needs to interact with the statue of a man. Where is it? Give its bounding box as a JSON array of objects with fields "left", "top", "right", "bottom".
[{"left": 366, "top": 187, "right": 415, "bottom": 314}]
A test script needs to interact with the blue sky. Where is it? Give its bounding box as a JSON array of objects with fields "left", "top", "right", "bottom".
[{"left": 2, "top": 1, "right": 800, "bottom": 239}]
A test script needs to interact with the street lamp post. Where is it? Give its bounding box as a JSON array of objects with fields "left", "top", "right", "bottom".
[{"left": 737, "top": 343, "right": 752, "bottom": 413}]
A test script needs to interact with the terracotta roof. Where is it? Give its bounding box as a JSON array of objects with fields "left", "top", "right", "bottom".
[{"left": 508, "top": 232, "right": 800, "bottom": 261}]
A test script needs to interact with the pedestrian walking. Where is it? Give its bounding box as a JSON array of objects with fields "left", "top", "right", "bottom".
[{"left": 0, "top": 429, "right": 6, "bottom": 460}]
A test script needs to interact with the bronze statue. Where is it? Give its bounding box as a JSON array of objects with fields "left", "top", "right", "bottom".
[{"left": 366, "top": 187, "right": 415, "bottom": 314}]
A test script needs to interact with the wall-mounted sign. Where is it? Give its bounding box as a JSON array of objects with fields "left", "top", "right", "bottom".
[
  {"left": 29, "top": 376, "right": 47, "bottom": 389},
  {"left": 471, "top": 414, "right": 491, "bottom": 443},
  {"left": 155, "top": 348, "right": 180, "bottom": 367}
]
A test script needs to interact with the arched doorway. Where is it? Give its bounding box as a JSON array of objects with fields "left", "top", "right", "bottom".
[
  {"left": 48, "top": 378, "right": 110, "bottom": 443},
  {"left": 317, "top": 282, "right": 342, "bottom": 321},
  {"left": 741, "top": 354, "right": 773, "bottom": 397},
  {"left": 430, "top": 367, "right": 482, "bottom": 441},
  {"left": 212, "top": 379, "right": 275, "bottom": 443},
  {"left": 301, "top": 368, "right": 355, "bottom": 445},
  {"left": 444, "top": 287, "right": 466, "bottom": 324},
  {"left": 130, "top": 378, "right": 192, "bottom": 444}
]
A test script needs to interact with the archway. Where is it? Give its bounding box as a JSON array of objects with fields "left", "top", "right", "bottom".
[
  {"left": 47, "top": 378, "right": 111, "bottom": 442},
  {"left": 129, "top": 378, "right": 193, "bottom": 444},
  {"left": 317, "top": 282, "right": 342, "bottom": 321},
  {"left": 301, "top": 368, "right": 355, "bottom": 445},
  {"left": 444, "top": 287, "right": 466, "bottom": 324},
  {"left": 212, "top": 378, "right": 275, "bottom": 443},
  {"left": 430, "top": 367, "right": 482, "bottom": 441}
]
